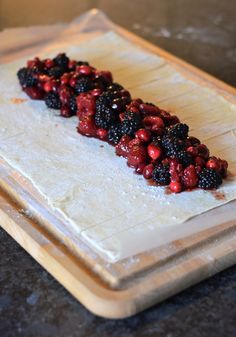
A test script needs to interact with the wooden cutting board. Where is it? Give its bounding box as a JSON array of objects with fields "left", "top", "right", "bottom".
[{"left": 0, "top": 19, "right": 236, "bottom": 319}]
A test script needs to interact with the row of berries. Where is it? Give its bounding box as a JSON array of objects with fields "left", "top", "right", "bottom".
[{"left": 17, "top": 53, "right": 228, "bottom": 193}]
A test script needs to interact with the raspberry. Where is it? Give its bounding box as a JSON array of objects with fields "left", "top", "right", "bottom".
[
  {"left": 77, "top": 116, "right": 97, "bottom": 137},
  {"left": 108, "top": 124, "right": 122, "bottom": 144},
  {"left": 168, "top": 123, "right": 189, "bottom": 139},
  {"left": 198, "top": 168, "right": 222, "bottom": 189},
  {"left": 76, "top": 93, "right": 96, "bottom": 120},
  {"left": 152, "top": 164, "right": 170, "bottom": 185},
  {"left": 182, "top": 165, "right": 198, "bottom": 188},
  {"left": 115, "top": 135, "right": 132, "bottom": 158},
  {"left": 127, "top": 145, "right": 147, "bottom": 168},
  {"left": 45, "top": 92, "right": 61, "bottom": 109}
]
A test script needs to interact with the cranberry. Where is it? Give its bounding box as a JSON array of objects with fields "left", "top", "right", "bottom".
[
  {"left": 43, "top": 81, "right": 54, "bottom": 93},
  {"left": 115, "top": 135, "right": 132, "bottom": 158},
  {"left": 97, "top": 128, "right": 108, "bottom": 140},
  {"left": 91, "top": 88, "right": 103, "bottom": 97},
  {"left": 143, "top": 164, "right": 154, "bottom": 179},
  {"left": 195, "top": 156, "right": 206, "bottom": 167},
  {"left": 44, "top": 59, "right": 54, "bottom": 68},
  {"left": 188, "top": 136, "right": 201, "bottom": 146},
  {"left": 129, "top": 106, "right": 139, "bottom": 114},
  {"left": 135, "top": 163, "right": 146, "bottom": 175},
  {"left": 163, "top": 115, "right": 180, "bottom": 126},
  {"left": 69, "top": 76, "right": 78, "bottom": 88},
  {"left": 143, "top": 116, "right": 165, "bottom": 130},
  {"left": 27, "top": 57, "right": 40, "bottom": 69},
  {"left": 135, "top": 129, "right": 151, "bottom": 142},
  {"left": 139, "top": 103, "right": 160, "bottom": 116},
  {"left": 197, "top": 144, "right": 209, "bottom": 159},
  {"left": 68, "top": 60, "right": 77, "bottom": 70},
  {"left": 206, "top": 157, "right": 220, "bottom": 171},
  {"left": 147, "top": 144, "right": 162, "bottom": 161},
  {"left": 76, "top": 65, "right": 92, "bottom": 76},
  {"left": 60, "top": 73, "right": 71, "bottom": 86},
  {"left": 170, "top": 181, "right": 182, "bottom": 193},
  {"left": 186, "top": 146, "right": 198, "bottom": 157},
  {"left": 38, "top": 74, "right": 51, "bottom": 82}
]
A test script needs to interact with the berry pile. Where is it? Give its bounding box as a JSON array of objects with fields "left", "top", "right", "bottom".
[{"left": 17, "top": 53, "right": 228, "bottom": 193}]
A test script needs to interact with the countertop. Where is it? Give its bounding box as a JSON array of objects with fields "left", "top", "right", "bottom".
[{"left": 0, "top": 1, "right": 236, "bottom": 336}]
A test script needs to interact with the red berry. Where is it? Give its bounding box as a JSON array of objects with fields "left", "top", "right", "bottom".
[
  {"left": 170, "top": 181, "right": 182, "bottom": 193},
  {"left": 197, "top": 144, "right": 210, "bottom": 159},
  {"left": 195, "top": 156, "right": 205, "bottom": 167},
  {"left": 24, "top": 87, "right": 44, "bottom": 100},
  {"left": 139, "top": 103, "right": 161, "bottom": 116},
  {"left": 60, "top": 73, "right": 71, "bottom": 86},
  {"left": 91, "top": 88, "right": 103, "bottom": 97},
  {"left": 97, "top": 128, "right": 108, "bottom": 140},
  {"left": 182, "top": 165, "right": 198, "bottom": 188},
  {"left": 128, "top": 138, "right": 142, "bottom": 148},
  {"left": 147, "top": 144, "right": 162, "bottom": 161},
  {"left": 127, "top": 145, "right": 147, "bottom": 168},
  {"left": 143, "top": 116, "right": 165, "bottom": 130},
  {"left": 115, "top": 135, "right": 132, "bottom": 158},
  {"left": 143, "top": 164, "right": 154, "bottom": 179},
  {"left": 59, "top": 86, "right": 72, "bottom": 105},
  {"left": 186, "top": 146, "right": 198, "bottom": 157},
  {"left": 135, "top": 163, "right": 146, "bottom": 175},
  {"left": 76, "top": 65, "right": 92, "bottom": 76},
  {"left": 69, "top": 76, "right": 78, "bottom": 88},
  {"left": 27, "top": 57, "right": 40, "bottom": 68},
  {"left": 43, "top": 81, "right": 54, "bottom": 93},
  {"left": 44, "top": 59, "right": 54, "bottom": 68},
  {"left": 76, "top": 93, "right": 96, "bottom": 120},
  {"left": 68, "top": 60, "right": 77, "bottom": 70},
  {"left": 206, "top": 157, "right": 220, "bottom": 171},
  {"left": 135, "top": 129, "right": 151, "bottom": 143},
  {"left": 77, "top": 117, "right": 97, "bottom": 137},
  {"left": 60, "top": 106, "right": 72, "bottom": 118}
]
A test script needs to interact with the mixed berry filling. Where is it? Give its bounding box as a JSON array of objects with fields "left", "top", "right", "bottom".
[{"left": 17, "top": 53, "right": 228, "bottom": 193}]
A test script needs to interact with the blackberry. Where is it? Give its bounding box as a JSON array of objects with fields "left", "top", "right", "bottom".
[
  {"left": 48, "top": 66, "right": 65, "bottom": 79},
  {"left": 17, "top": 67, "right": 37, "bottom": 88},
  {"left": 69, "top": 95, "right": 77, "bottom": 115},
  {"left": 94, "top": 92, "right": 119, "bottom": 129},
  {"left": 161, "top": 135, "right": 185, "bottom": 157},
  {"left": 77, "top": 61, "right": 90, "bottom": 66},
  {"left": 107, "top": 82, "right": 123, "bottom": 92},
  {"left": 120, "top": 112, "right": 142, "bottom": 137},
  {"left": 152, "top": 164, "right": 170, "bottom": 185},
  {"left": 198, "top": 168, "right": 222, "bottom": 189},
  {"left": 168, "top": 123, "right": 189, "bottom": 139},
  {"left": 94, "top": 106, "right": 116, "bottom": 129},
  {"left": 176, "top": 151, "right": 194, "bottom": 167},
  {"left": 74, "top": 77, "right": 94, "bottom": 95},
  {"left": 53, "top": 53, "right": 69, "bottom": 69},
  {"left": 45, "top": 92, "right": 61, "bottom": 109},
  {"left": 108, "top": 124, "right": 122, "bottom": 144}
]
